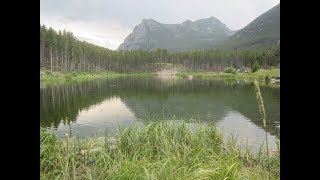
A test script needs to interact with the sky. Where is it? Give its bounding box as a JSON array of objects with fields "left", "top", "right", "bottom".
[{"left": 40, "top": 0, "right": 280, "bottom": 50}]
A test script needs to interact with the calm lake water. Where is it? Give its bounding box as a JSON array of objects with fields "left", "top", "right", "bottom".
[{"left": 40, "top": 76, "right": 280, "bottom": 151}]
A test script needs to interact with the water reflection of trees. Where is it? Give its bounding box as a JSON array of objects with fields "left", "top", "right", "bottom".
[
  {"left": 40, "top": 77, "right": 279, "bottom": 137},
  {"left": 122, "top": 79, "right": 280, "bottom": 137}
]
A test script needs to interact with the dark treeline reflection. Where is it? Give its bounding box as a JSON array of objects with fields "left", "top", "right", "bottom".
[{"left": 40, "top": 77, "right": 279, "bottom": 136}]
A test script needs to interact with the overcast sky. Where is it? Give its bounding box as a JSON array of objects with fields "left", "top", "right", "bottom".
[{"left": 40, "top": 0, "right": 280, "bottom": 50}]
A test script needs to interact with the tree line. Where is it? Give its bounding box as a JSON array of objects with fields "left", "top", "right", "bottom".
[{"left": 40, "top": 24, "right": 280, "bottom": 73}]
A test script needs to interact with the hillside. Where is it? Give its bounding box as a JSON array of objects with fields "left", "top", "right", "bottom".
[{"left": 215, "top": 3, "right": 280, "bottom": 50}]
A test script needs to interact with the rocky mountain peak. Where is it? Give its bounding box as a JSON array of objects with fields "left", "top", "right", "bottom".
[{"left": 118, "top": 17, "right": 234, "bottom": 51}]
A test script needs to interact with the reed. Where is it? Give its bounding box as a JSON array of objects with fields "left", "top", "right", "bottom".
[{"left": 254, "top": 78, "right": 272, "bottom": 179}]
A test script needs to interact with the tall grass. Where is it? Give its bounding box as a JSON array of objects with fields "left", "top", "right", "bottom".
[
  {"left": 40, "top": 121, "right": 279, "bottom": 179},
  {"left": 254, "top": 79, "right": 273, "bottom": 179}
]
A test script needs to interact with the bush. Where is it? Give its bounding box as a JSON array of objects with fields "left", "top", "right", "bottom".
[
  {"left": 265, "top": 75, "right": 270, "bottom": 84},
  {"left": 240, "top": 66, "right": 246, "bottom": 72},
  {"left": 252, "top": 61, "right": 260, "bottom": 73},
  {"left": 64, "top": 74, "right": 72, "bottom": 81},
  {"left": 45, "top": 71, "right": 52, "bottom": 75},
  {"left": 177, "top": 73, "right": 188, "bottom": 78},
  {"left": 70, "top": 72, "right": 77, "bottom": 77},
  {"left": 196, "top": 74, "right": 204, "bottom": 78},
  {"left": 224, "top": 67, "right": 237, "bottom": 74}
]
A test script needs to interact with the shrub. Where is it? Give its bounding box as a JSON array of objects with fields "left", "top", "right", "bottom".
[
  {"left": 240, "top": 66, "right": 246, "bottom": 72},
  {"left": 45, "top": 71, "right": 52, "bottom": 75},
  {"left": 224, "top": 67, "right": 237, "bottom": 74},
  {"left": 177, "top": 73, "right": 188, "bottom": 78},
  {"left": 64, "top": 74, "right": 72, "bottom": 81},
  {"left": 265, "top": 75, "right": 270, "bottom": 84},
  {"left": 196, "top": 74, "right": 204, "bottom": 78},
  {"left": 252, "top": 61, "right": 260, "bottom": 73},
  {"left": 71, "top": 72, "right": 77, "bottom": 77}
]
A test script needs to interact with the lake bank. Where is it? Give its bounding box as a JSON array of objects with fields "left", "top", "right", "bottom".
[
  {"left": 41, "top": 121, "right": 279, "bottom": 179},
  {"left": 40, "top": 71, "right": 153, "bottom": 85},
  {"left": 41, "top": 68, "right": 280, "bottom": 87},
  {"left": 176, "top": 68, "right": 280, "bottom": 83}
]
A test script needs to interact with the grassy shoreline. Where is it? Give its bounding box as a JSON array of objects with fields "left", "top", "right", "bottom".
[
  {"left": 41, "top": 121, "right": 279, "bottom": 179},
  {"left": 177, "top": 68, "right": 280, "bottom": 82},
  {"left": 40, "top": 71, "right": 153, "bottom": 85},
  {"left": 40, "top": 68, "right": 280, "bottom": 87}
]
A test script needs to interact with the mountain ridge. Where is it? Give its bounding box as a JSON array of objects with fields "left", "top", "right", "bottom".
[
  {"left": 118, "top": 17, "right": 235, "bottom": 51},
  {"left": 118, "top": 3, "right": 280, "bottom": 51}
]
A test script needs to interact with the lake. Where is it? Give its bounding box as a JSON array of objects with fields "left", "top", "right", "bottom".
[{"left": 40, "top": 76, "right": 280, "bottom": 151}]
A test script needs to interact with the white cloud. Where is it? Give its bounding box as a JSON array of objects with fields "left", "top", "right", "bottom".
[{"left": 40, "top": 15, "right": 132, "bottom": 50}]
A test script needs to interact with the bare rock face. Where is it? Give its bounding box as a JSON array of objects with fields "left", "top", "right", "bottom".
[
  {"left": 118, "top": 17, "right": 235, "bottom": 51},
  {"left": 119, "top": 19, "right": 158, "bottom": 50}
]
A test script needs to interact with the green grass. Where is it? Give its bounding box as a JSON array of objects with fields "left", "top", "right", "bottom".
[
  {"left": 40, "top": 121, "right": 279, "bottom": 179},
  {"left": 177, "top": 68, "right": 280, "bottom": 83},
  {"left": 40, "top": 71, "right": 153, "bottom": 85},
  {"left": 40, "top": 68, "right": 279, "bottom": 87}
]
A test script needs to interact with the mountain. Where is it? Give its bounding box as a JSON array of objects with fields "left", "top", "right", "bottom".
[
  {"left": 118, "top": 17, "right": 235, "bottom": 51},
  {"left": 118, "top": 4, "right": 280, "bottom": 51},
  {"left": 215, "top": 3, "right": 280, "bottom": 49}
]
